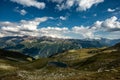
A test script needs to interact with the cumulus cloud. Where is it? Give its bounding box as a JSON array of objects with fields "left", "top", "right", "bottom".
[
  {"left": 76, "top": 0, "right": 104, "bottom": 11},
  {"left": 20, "top": 9, "right": 27, "bottom": 15},
  {"left": 71, "top": 26, "right": 94, "bottom": 39},
  {"left": 60, "top": 16, "right": 67, "bottom": 20},
  {"left": 70, "top": 16, "right": 120, "bottom": 39},
  {"left": 20, "top": 17, "right": 49, "bottom": 30},
  {"left": 55, "top": 0, "right": 76, "bottom": 11},
  {"left": 92, "top": 16, "right": 120, "bottom": 31},
  {"left": 90, "top": 16, "right": 120, "bottom": 39},
  {"left": 71, "top": 16, "right": 120, "bottom": 39},
  {"left": 50, "top": 0, "right": 104, "bottom": 11},
  {"left": 11, "top": 0, "right": 45, "bottom": 9},
  {"left": 0, "top": 16, "right": 120, "bottom": 39},
  {"left": 0, "top": 17, "right": 51, "bottom": 37},
  {"left": 38, "top": 27, "right": 70, "bottom": 38},
  {"left": 107, "top": 8, "right": 115, "bottom": 12},
  {"left": 101, "top": 16, "right": 120, "bottom": 30},
  {"left": 15, "top": 7, "right": 27, "bottom": 15}
]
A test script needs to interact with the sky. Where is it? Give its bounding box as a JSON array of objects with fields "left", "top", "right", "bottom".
[{"left": 0, "top": 0, "right": 120, "bottom": 39}]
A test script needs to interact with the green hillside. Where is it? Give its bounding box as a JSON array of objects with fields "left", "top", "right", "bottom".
[{"left": 0, "top": 42, "right": 120, "bottom": 80}]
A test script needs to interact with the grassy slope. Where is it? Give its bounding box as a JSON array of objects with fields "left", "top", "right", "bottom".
[{"left": 0, "top": 43, "right": 120, "bottom": 80}]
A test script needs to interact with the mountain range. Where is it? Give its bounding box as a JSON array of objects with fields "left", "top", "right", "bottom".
[{"left": 0, "top": 36, "right": 120, "bottom": 58}]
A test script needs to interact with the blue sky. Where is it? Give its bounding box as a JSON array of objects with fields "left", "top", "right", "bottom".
[{"left": 0, "top": 0, "right": 120, "bottom": 39}]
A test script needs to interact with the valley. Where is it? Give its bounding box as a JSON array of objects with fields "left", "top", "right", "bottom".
[
  {"left": 0, "top": 42, "right": 120, "bottom": 80},
  {"left": 0, "top": 36, "right": 119, "bottom": 58}
]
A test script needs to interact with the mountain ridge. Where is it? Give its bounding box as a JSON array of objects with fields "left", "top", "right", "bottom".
[{"left": 0, "top": 36, "right": 120, "bottom": 58}]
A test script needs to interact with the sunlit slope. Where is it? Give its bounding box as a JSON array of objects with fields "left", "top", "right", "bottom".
[{"left": 0, "top": 42, "right": 120, "bottom": 80}]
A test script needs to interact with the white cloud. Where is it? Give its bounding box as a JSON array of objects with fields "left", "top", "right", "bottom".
[
  {"left": 15, "top": 8, "right": 27, "bottom": 15},
  {"left": 57, "top": 22, "right": 62, "bottom": 26},
  {"left": 107, "top": 8, "right": 115, "bottom": 12},
  {"left": 49, "top": 0, "right": 64, "bottom": 3},
  {"left": 60, "top": 16, "right": 67, "bottom": 20},
  {"left": 20, "top": 9, "right": 27, "bottom": 15},
  {"left": 66, "top": 0, "right": 74, "bottom": 8},
  {"left": 20, "top": 17, "right": 49, "bottom": 30},
  {"left": 72, "top": 26, "right": 94, "bottom": 39},
  {"left": 51, "top": 0, "right": 104, "bottom": 11},
  {"left": 101, "top": 16, "right": 120, "bottom": 30},
  {"left": 0, "top": 16, "right": 120, "bottom": 39},
  {"left": 38, "top": 27, "right": 70, "bottom": 38},
  {"left": 0, "top": 17, "right": 51, "bottom": 37},
  {"left": 11, "top": 0, "right": 45, "bottom": 9},
  {"left": 90, "top": 16, "right": 120, "bottom": 39},
  {"left": 71, "top": 16, "right": 120, "bottom": 39},
  {"left": 76, "top": 0, "right": 104, "bottom": 11},
  {"left": 92, "top": 16, "right": 120, "bottom": 31},
  {"left": 55, "top": 0, "right": 76, "bottom": 11}
]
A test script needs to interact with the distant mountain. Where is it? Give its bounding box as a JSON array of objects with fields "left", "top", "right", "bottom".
[
  {"left": 98, "top": 38, "right": 120, "bottom": 46},
  {"left": 0, "top": 36, "right": 120, "bottom": 58}
]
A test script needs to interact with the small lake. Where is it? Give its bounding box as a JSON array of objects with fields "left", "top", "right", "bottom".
[{"left": 48, "top": 61, "right": 68, "bottom": 68}]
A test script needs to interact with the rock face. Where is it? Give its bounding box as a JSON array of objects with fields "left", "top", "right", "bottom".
[{"left": 0, "top": 36, "right": 119, "bottom": 58}]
